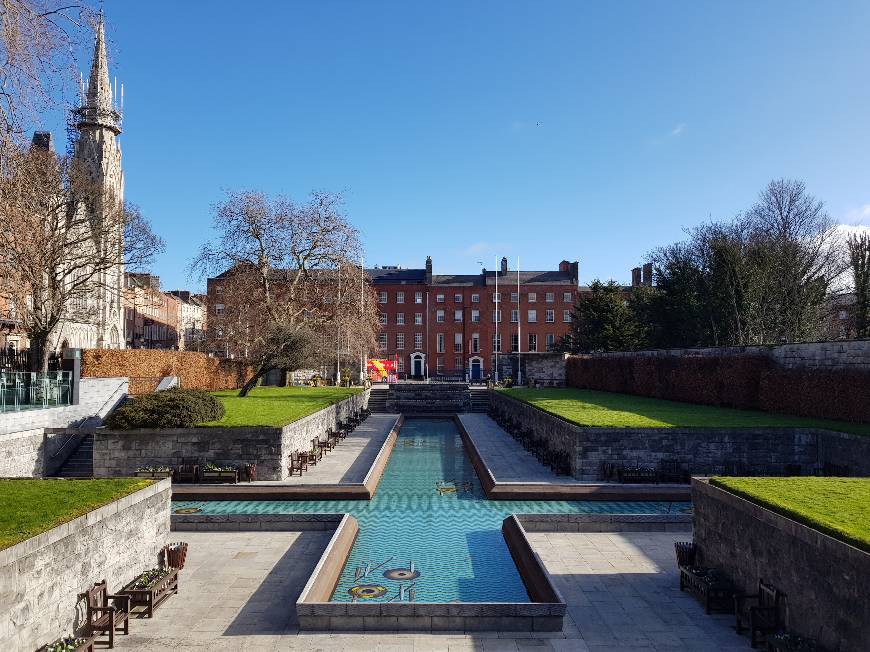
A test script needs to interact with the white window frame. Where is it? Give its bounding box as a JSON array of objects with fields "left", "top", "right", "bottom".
[
  {"left": 396, "top": 333, "right": 405, "bottom": 350},
  {"left": 415, "top": 292, "right": 423, "bottom": 304},
  {"left": 436, "top": 309, "right": 445, "bottom": 323},
  {"left": 396, "top": 312, "right": 405, "bottom": 325},
  {"left": 415, "top": 313, "right": 423, "bottom": 325},
  {"left": 546, "top": 292, "right": 554, "bottom": 303},
  {"left": 436, "top": 294, "right": 445, "bottom": 303},
  {"left": 471, "top": 294, "right": 480, "bottom": 303},
  {"left": 454, "top": 310, "right": 463, "bottom": 322},
  {"left": 471, "top": 309, "right": 480, "bottom": 323},
  {"left": 546, "top": 309, "right": 554, "bottom": 323},
  {"left": 415, "top": 332, "right": 423, "bottom": 349},
  {"left": 436, "top": 333, "right": 445, "bottom": 353},
  {"left": 379, "top": 291, "right": 388, "bottom": 304},
  {"left": 563, "top": 309, "right": 571, "bottom": 322},
  {"left": 528, "top": 309, "right": 537, "bottom": 323},
  {"left": 528, "top": 292, "right": 537, "bottom": 303},
  {"left": 397, "top": 292, "right": 405, "bottom": 304}
]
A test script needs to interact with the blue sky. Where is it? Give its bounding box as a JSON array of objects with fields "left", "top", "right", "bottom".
[{"left": 40, "top": 1, "right": 870, "bottom": 291}]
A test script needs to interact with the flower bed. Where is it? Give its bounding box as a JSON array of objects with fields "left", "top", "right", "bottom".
[
  {"left": 135, "top": 465, "right": 173, "bottom": 479},
  {"left": 41, "top": 634, "right": 94, "bottom": 652},
  {"left": 120, "top": 567, "right": 179, "bottom": 618}
]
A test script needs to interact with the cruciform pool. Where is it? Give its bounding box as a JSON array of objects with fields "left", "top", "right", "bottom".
[{"left": 172, "top": 417, "right": 689, "bottom": 604}]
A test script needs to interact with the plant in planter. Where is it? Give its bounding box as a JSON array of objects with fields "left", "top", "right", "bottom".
[
  {"left": 120, "top": 567, "right": 179, "bottom": 617},
  {"left": 135, "top": 465, "right": 174, "bottom": 479},
  {"left": 43, "top": 634, "right": 94, "bottom": 652},
  {"left": 201, "top": 462, "right": 239, "bottom": 484}
]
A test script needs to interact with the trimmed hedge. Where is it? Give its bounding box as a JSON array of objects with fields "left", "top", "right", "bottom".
[
  {"left": 105, "top": 388, "right": 225, "bottom": 429},
  {"left": 566, "top": 354, "right": 870, "bottom": 424}
]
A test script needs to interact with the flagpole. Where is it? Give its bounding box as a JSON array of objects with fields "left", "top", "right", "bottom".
[
  {"left": 360, "top": 256, "right": 366, "bottom": 384},
  {"left": 336, "top": 263, "right": 341, "bottom": 385},
  {"left": 494, "top": 257, "right": 499, "bottom": 383},
  {"left": 517, "top": 257, "right": 521, "bottom": 386}
]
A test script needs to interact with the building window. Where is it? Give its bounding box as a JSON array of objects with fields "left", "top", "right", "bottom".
[
  {"left": 492, "top": 333, "right": 502, "bottom": 352},
  {"left": 563, "top": 309, "right": 571, "bottom": 322},
  {"left": 454, "top": 333, "right": 462, "bottom": 353},
  {"left": 436, "top": 333, "right": 445, "bottom": 353},
  {"left": 492, "top": 292, "right": 501, "bottom": 303},
  {"left": 397, "top": 357, "right": 405, "bottom": 372},
  {"left": 436, "top": 294, "right": 445, "bottom": 303},
  {"left": 436, "top": 309, "right": 445, "bottom": 323},
  {"left": 471, "top": 294, "right": 480, "bottom": 303},
  {"left": 511, "top": 292, "right": 519, "bottom": 303},
  {"left": 415, "top": 313, "right": 423, "bottom": 325},
  {"left": 396, "top": 333, "right": 405, "bottom": 350},
  {"left": 454, "top": 356, "right": 462, "bottom": 369},
  {"left": 379, "top": 291, "right": 388, "bottom": 304},
  {"left": 415, "top": 332, "right": 423, "bottom": 349},
  {"left": 511, "top": 333, "right": 519, "bottom": 352},
  {"left": 454, "top": 310, "right": 463, "bottom": 322},
  {"left": 454, "top": 294, "right": 462, "bottom": 303},
  {"left": 437, "top": 358, "right": 444, "bottom": 373},
  {"left": 215, "top": 285, "right": 223, "bottom": 294},
  {"left": 397, "top": 312, "right": 405, "bottom": 325},
  {"left": 546, "top": 292, "right": 554, "bottom": 302},
  {"left": 214, "top": 304, "right": 225, "bottom": 315},
  {"left": 511, "top": 309, "right": 519, "bottom": 323},
  {"left": 528, "top": 333, "right": 537, "bottom": 352},
  {"left": 563, "top": 292, "right": 572, "bottom": 303},
  {"left": 397, "top": 292, "right": 405, "bottom": 304},
  {"left": 528, "top": 310, "right": 537, "bottom": 323},
  {"left": 415, "top": 292, "right": 423, "bottom": 304},
  {"left": 492, "top": 309, "right": 502, "bottom": 323},
  {"left": 471, "top": 309, "right": 480, "bottom": 323},
  {"left": 546, "top": 333, "right": 555, "bottom": 351},
  {"left": 471, "top": 333, "right": 480, "bottom": 353},
  {"left": 379, "top": 312, "right": 388, "bottom": 325},
  {"left": 546, "top": 309, "right": 554, "bottom": 323},
  {"left": 528, "top": 292, "right": 537, "bottom": 303},
  {"left": 379, "top": 333, "right": 387, "bottom": 350}
]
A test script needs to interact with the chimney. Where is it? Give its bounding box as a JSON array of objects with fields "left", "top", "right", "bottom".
[
  {"left": 642, "top": 263, "right": 653, "bottom": 286},
  {"left": 631, "top": 267, "right": 641, "bottom": 287},
  {"left": 425, "top": 256, "right": 432, "bottom": 284},
  {"left": 570, "top": 261, "right": 579, "bottom": 284},
  {"left": 500, "top": 257, "right": 508, "bottom": 274},
  {"left": 31, "top": 131, "right": 54, "bottom": 151},
  {"left": 559, "top": 260, "right": 570, "bottom": 273}
]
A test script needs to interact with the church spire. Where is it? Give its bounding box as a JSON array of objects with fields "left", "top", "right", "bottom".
[{"left": 75, "top": 11, "right": 121, "bottom": 134}]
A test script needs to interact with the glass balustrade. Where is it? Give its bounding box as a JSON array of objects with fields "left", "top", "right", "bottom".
[{"left": 0, "top": 371, "right": 73, "bottom": 412}]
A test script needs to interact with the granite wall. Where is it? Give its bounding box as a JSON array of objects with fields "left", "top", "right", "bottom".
[
  {"left": 94, "top": 390, "right": 369, "bottom": 481},
  {"left": 693, "top": 479, "right": 869, "bottom": 652},
  {"left": 0, "top": 479, "right": 171, "bottom": 651}
]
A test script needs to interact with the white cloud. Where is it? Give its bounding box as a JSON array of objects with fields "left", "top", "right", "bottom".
[
  {"left": 669, "top": 123, "right": 686, "bottom": 137},
  {"left": 843, "top": 204, "right": 870, "bottom": 225}
]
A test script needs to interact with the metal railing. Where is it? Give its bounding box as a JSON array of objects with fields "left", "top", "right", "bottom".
[
  {"left": 0, "top": 371, "right": 73, "bottom": 412},
  {"left": 0, "top": 350, "right": 62, "bottom": 373}
]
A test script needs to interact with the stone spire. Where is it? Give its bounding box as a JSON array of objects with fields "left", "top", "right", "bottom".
[{"left": 76, "top": 12, "right": 121, "bottom": 134}]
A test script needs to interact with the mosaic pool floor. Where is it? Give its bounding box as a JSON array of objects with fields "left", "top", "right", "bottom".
[{"left": 173, "top": 417, "right": 690, "bottom": 604}]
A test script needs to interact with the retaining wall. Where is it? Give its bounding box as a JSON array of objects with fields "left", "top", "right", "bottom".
[
  {"left": 94, "top": 390, "right": 369, "bottom": 481},
  {"left": 490, "top": 392, "right": 870, "bottom": 479},
  {"left": 693, "top": 479, "right": 869, "bottom": 652},
  {"left": 0, "top": 479, "right": 171, "bottom": 651}
]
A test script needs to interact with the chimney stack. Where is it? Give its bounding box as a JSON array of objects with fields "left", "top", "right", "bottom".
[
  {"left": 31, "top": 131, "right": 54, "bottom": 151},
  {"left": 425, "top": 256, "right": 433, "bottom": 284},
  {"left": 500, "top": 257, "right": 508, "bottom": 274},
  {"left": 631, "top": 267, "right": 642, "bottom": 287},
  {"left": 559, "top": 260, "right": 570, "bottom": 273},
  {"left": 641, "top": 263, "right": 653, "bottom": 286}
]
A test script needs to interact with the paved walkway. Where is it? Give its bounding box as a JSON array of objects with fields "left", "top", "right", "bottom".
[
  {"left": 458, "top": 414, "right": 584, "bottom": 484},
  {"left": 267, "top": 414, "right": 399, "bottom": 485},
  {"left": 115, "top": 530, "right": 749, "bottom": 651}
]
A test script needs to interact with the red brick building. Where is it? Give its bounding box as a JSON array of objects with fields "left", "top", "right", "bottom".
[{"left": 371, "top": 256, "right": 579, "bottom": 380}]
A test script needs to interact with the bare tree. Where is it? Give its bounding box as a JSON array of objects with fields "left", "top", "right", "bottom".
[
  {"left": 0, "top": 0, "right": 94, "bottom": 139},
  {"left": 847, "top": 232, "right": 870, "bottom": 338},
  {"left": 192, "top": 190, "right": 380, "bottom": 396},
  {"left": 0, "top": 139, "right": 162, "bottom": 369}
]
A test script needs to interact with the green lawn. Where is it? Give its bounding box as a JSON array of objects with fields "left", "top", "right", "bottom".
[
  {"left": 710, "top": 477, "right": 870, "bottom": 552},
  {"left": 502, "top": 388, "right": 870, "bottom": 436},
  {"left": 0, "top": 478, "right": 153, "bottom": 550},
  {"left": 204, "top": 386, "right": 364, "bottom": 428}
]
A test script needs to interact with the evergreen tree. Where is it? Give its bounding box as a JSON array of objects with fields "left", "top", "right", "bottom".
[{"left": 558, "top": 280, "right": 643, "bottom": 353}]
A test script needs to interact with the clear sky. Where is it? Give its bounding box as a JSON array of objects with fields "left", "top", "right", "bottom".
[{"left": 39, "top": 1, "right": 870, "bottom": 291}]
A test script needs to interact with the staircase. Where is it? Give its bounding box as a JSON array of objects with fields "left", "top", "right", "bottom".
[
  {"left": 53, "top": 434, "right": 94, "bottom": 478},
  {"left": 386, "top": 383, "right": 471, "bottom": 414},
  {"left": 368, "top": 386, "right": 390, "bottom": 413},
  {"left": 469, "top": 387, "right": 490, "bottom": 413}
]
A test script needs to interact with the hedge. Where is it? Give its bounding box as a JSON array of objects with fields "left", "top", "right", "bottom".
[
  {"left": 81, "top": 349, "right": 253, "bottom": 394},
  {"left": 566, "top": 354, "right": 870, "bottom": 424},
  {"left": 105, "top": 388, "right": 225, "bottom": 429}
]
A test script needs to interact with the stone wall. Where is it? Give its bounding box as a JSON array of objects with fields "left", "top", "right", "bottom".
[
  {"left": 587, "top": 339, "right": 870, "bottom": 370},
  {"left": 0, "top": 429, "right": 84, "bottom": 478},
  {"left": 94, "top": 390, "right": 369, "bottom": 481},
  {"left": 693, "top": 479, "right": 869, "bottom": 651},
  {"left": 0, "top": 479, "right": 171, "bottom": 651},
  {"left": 523, "top": 353, "right": 569, "bottom": 385},
  {"left": 490, "top": 392, "right": 869, "bottom": 480}
]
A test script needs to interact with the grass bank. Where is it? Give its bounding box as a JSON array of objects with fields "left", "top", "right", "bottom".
[
  {"left": 204, "top": 386, "right": 364, "bottom": 428},
  {"left": 0, "top": 478, "right": 153, "bottom": 550},
  {"left": 710, "top": 477, "right": 870, "bottom": 552},
  {"left": 501, "top": 388, "right": 870, "bottom": 435}
]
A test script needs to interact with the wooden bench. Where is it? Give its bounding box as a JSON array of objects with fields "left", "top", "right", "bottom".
[
  {"left": 678, "top": 566, "right": 735, "bottom": 614},
  {"left": 80, "top": 580, "right": 130, "bottom": 648},
  {"left": 735, "top": 579, "right": 785, "bottom": 648},
  {"left": 174, "top": 458, "right": 199, "bottom": 483}
]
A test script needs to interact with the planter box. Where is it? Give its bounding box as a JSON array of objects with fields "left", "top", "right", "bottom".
[
  {"left": 135, "top": 470, "right": 173, "bottom": 479},
  {"left": 119, "top": 568, "right": 179, "bottom": 618},
  {"left": 39, "top": 634, "right": 95, "bottom": 652},
  {"left": 201, "top": 470, "right": 238, "bottom": 484}
]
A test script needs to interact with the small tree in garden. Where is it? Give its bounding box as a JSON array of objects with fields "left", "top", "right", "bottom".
[
  {"left": 847, "top": 232, "right": 870, "bottom": 337},
  {"left": 557, "top": 280, "right": 644, "bottom": 353},
  {"left": 192, "top": 190, "right": 380, "bottom": 396}
]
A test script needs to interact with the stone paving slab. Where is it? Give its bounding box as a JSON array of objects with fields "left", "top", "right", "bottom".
[{"left": 112, "top": 530, "right": 750, "bottom": 651}]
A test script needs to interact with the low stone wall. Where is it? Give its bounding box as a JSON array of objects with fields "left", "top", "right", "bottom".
[
  {"left": 490, "top": 392, "right": 869, "bottom": 480},
  {"left": 523, "top": 352, "right": 569, "bottom": 384},
  {"left": 0, "top": 429, "right": 84, "bottom": 477},
  {"left": 693, "top": 479, "right": 869, "bottom": 652},
  {"left": 94, "top": 390, "right": 369, "bottom": 481},
  {"left": 0, "top": 479, "right": 171, "bottom": 651}
]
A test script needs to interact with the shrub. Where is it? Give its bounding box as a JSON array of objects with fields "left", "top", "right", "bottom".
[{"left": 106, "top": 388, "right": 225, "bottom": 429}]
